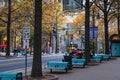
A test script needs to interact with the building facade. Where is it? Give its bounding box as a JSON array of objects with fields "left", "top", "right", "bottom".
[{"left": 63, "top": 0, "right": 83, "bottom": 11}]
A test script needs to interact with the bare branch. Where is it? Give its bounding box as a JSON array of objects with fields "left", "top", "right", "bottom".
[
  {"left": 107, "top": 0, "right": 115, "bottom": 14},
  {"left": 108, "top": 12, "right": 120, "bottom": 22},
  {"left": 0, "top": 18, "right": 7, "bottom": 23},
  {"left": 11, "top": 6, "right": 21, "bottom": 13},
  {"left": 93, "top": 0, "right": 104, "bottom": 12}
]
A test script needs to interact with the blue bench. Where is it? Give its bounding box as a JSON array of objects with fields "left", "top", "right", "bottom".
[
  {"left": 47, "top": 61, "right": 69, "bottom": 73},
  {"left": 102, "top": 54, "right": 110, "bottom": 60},
  {"left": 20, "top": 50, "right": 26, "bottom": 55},
  {"left": 91, "top": 55, "right": 103, "bottom": 63},
  {"left": 0, "top": 72, "right": 22, "bottom": 80},
  {"left": 72, "top": 58, "right": 86, "bottom": 68},
  {"left": 95, "top": 54, "right": 110, "bottom": 60}
]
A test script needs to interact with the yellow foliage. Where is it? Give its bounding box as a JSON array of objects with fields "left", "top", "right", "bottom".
[
  {"left": 42, "top": 1, "right": 67, "bottom": 34},
  {"left": 71, "top": 13, "right": 85, "bottom": 28}
]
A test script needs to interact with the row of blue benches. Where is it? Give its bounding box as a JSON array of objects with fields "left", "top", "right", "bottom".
[
  {"left": 0, "top": 54, "right": 110, "bottom": 80},
  {"left": 48, "top": 58, "right": 86, "bottom": 73},
  {"left": 47, "top": 54, "right": 110, "bottom": 73}
]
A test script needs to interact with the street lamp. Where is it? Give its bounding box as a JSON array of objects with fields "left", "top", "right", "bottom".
[
  {"left": 66, "top": 28, "right": 69, "bottom": 53},
  {"left": 91, "top": 5, "right": 100, "bottom": 54},
  {"left": 55, "top": 9, "right": 58, "bottom": 54}
]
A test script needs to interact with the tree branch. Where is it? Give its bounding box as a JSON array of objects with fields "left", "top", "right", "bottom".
[
  {"left": 107, "top": 0, "right": 115, "bottom": 14},
  {"left": 93, "top": 0, "right": 104, "bottom": 12},
  {"left": 0, "top": 18, "right": 7, "bottom": 23},
  {"left": 108, "top": 12, "right": 120, "bottom": 22}
]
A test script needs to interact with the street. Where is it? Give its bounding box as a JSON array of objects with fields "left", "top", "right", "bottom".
[{"left": 0, "top": 53, "right": 64, "bottom": 75}]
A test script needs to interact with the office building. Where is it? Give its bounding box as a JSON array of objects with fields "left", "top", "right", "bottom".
[{"left": 63, "top": 0, "right": 83, "bottom": 11}]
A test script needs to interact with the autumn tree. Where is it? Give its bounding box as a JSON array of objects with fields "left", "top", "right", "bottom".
[
  {"left": 93, "top": 0, "right": 116, "bottom": 54},
  {"left": 110, "top": 0, "right": 120, "bottom": 34},
  {"left": 71, "top": 13, "right": 85, "bottom": 45},
  {"left": 74, "top": 0, "right": 91, "bottom": 62},
  {"left": 0, "top": 0, "right": 27, "bottom": 56},
  {"left": 42, "top": 1, "right": 67, "bottom": 53}
]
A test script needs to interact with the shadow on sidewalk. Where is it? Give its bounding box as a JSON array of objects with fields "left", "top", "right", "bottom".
[
  {"left": 45, "top": 70, "right": 72, "bottom": 75},
  {"left": 109, "top": 57, "right": 117, "bottom": 60}
]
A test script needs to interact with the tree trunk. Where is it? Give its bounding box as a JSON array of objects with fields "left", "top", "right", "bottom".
[
  {"left": 6, "top": 0, "right": 11, "bottom": 56},
  {"left": 84, "top": 0, "right": 91, "bottom": 62},
  {"left": 104, "top": 13, "right": 109, "bottom": 54},
  {"left": 117, "top": 1, "right": 120, "bottom": 34},
  {"left": 104, "top": 0, "right": 109, "bottom": 54},
  {"left": 118, "top": 14, "right": 120, "bottom": 34},
  {"left": 31, "top": 0, "right": 42, "bottom": 78}
]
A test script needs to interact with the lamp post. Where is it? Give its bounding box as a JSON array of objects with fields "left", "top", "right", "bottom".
[
  {"left": 66, "top": 29, "right": 69, "bottom": 53},
  {"left": 91, "top": 5, "right": 100, "bottom": 54},
  {"left": 55, "top": 9, "right": 58, "bottom": 54}
]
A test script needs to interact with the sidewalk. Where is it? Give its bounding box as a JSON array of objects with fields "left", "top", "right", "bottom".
[{"left": 47, "top": 57, "right": 120, "bottom": 80}]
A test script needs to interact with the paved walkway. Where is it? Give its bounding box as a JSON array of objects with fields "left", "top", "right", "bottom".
[{"left": 48, "top": 57, "right": 120, "bottom": 80}]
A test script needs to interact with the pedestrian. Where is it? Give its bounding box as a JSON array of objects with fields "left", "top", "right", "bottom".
[
  {"left": 90, "top": 50, "right": 94, "bottom": 58},
  {"left": 77, "top": 49, "right": 83, "bottom": 59},
  {"left": 13, "top": 48, "right": 18, "bottom": 55},
  {"left": 69, "top": 47, "right": 78, "bottom": 58}
]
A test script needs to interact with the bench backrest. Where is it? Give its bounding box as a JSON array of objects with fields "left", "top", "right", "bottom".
[
  {"left": 0, "top": 72, "right": 22, "bottom": 80},
  {"left": 92, "top": 55, "right": 102, "bottom": 59},
  {"left": 72, "top": 58, "right": 86, "bottom": 63},
  {"left": 48, "top": 61, "right": 68, "bottom": 69}
]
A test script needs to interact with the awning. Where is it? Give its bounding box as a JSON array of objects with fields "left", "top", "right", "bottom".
[{"left": 0, "top": 44, "right": 7, "bottom": 48}]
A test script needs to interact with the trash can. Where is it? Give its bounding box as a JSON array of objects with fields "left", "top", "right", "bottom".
[
  {"left": 0, "top": 72, "right": 23, "bottom": 80},
  {"left": 62, "top": 55, "right": 72, "bottom": 70}
]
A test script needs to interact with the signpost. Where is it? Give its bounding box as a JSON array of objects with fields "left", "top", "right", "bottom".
[
  {"left": 22, "top": 26, "right": 30, "bottom": 79},
  {"left": 23, "top": 26, "right": 30, "bottom": 40}
]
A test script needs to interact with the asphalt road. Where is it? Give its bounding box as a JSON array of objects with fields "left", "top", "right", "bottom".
[{"left": 0, "top": 54, "right": 64, "bottom": 73}]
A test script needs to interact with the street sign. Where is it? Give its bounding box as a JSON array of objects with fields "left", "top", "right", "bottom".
[
  {"left": 23, "top": 26, "right": 30, "bottom": 40},
  {"left": 70, "top": 27, "right": 76, "bottom": 30},
  {"left": 23, "top": 39, "right": 29, "bottom": 49},
  {"left": 58, "top": 27, "right": 77, "bottom": 30}
]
